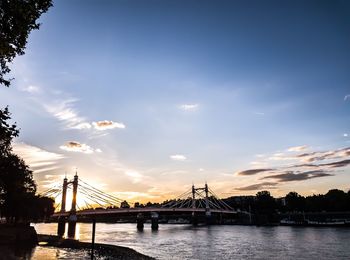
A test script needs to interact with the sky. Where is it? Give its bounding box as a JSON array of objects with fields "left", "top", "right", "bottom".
[{"left": 1, "top": 0, "right": 350, "bottom": 204}]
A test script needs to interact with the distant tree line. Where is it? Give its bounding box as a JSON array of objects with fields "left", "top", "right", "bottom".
[{"left": 223, "top": 189, "right": 350, "bottom": 214}]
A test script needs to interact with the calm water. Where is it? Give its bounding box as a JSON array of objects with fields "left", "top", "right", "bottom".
[{"left": 32, "top": 223, "right": 350, "bottom": 259}]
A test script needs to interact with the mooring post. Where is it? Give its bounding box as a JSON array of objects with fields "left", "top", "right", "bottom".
[{"left": 91, "top": 218, "right": 96, "bottom": 260}]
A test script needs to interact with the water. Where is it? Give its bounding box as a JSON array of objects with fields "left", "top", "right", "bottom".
[{"left": 32, "top": 223, "right": 350, "bottom": 259}]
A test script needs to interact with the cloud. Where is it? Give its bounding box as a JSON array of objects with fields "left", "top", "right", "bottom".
[
  {"left": 170, "top": 154, "right": 187, "bottom": 161},
  {"left": 235, "top": 182, "right": 278, "bottom": 191},
  {"left": 179, "top": 104, "right": 199, "bottom": 111},
  {"left": 268, "top": 153, "right": 295, "bottom": 161},
  {"left": 236, "top": 168, "right": 274, "bottom": 176},
  {"left": 13, "top": 143, "right": 64, "bottom": 173},
  {"left": 72, "top": 122, "right": 92, "bottom": 129},
  {"left": 288, "top": 145, "right": 308, "bottom": 152},
  {"left": 254, "top": 112, "right": 265, "bottom": 116},
  {"left": 344, "top": 94, "right": 350, "bottom": 101},
  {"left": 92, "top": 120, "right": 126, "bottom": 130},
  {"left": 125, "top": 170, "right": 143, "bottom": 183},
  {"left": 262, "top": 170, "right": 333, "bottom": 182},
  {"left": 321, "top": 159, "right": 350, "bottom": 168},
  {"left": 344, "top": 133, "right": 348, "bottom": 137},
  {"left": 296, "top": 147, "right": 350, "bottom": 163},
  {"left": 60, "top": 141, "right": 94, "bottom": 154},
  {"left": 44, "top": 98, "right": 87, "bottom": 129},
  {"left": 20, "top": 85, "right": 40, "bottom": 93}
]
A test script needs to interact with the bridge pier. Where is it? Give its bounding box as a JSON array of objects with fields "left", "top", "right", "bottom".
[
  {"left": 137, "top": 213, "right": 144, "bottom": 231},
  {"left": 191, "top": 212, "right": 198, "bottom": 226},
  {"left": 151, "top": 212, "right": 159, "bottom": 231},
  {"left": 57, "top": 217, "right": 66, "bottom": 237},
  {"left": 68, "top": 214, "right": 77, "bottom": 238},
  {"left": 205, "top": 211, "right": 213, "bottom": 225}
]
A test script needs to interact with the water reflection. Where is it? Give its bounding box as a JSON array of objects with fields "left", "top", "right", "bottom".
[
  {"left": 33, "top": 223, "right": 350, "bottom": 260},
  {"left": 0, "top": 244, "right": 35, "bottom": 259}
]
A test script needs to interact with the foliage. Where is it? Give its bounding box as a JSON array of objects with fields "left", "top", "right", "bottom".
[
  {"left": 285, "top": 191, "right": 305, "bottom": 212},
  {"left": 0, "top": 107, "right": 54, "bottom": 223},
  {"left": 255, "top": 190, "right": 276, "bottom": 213},
  {"left": 0, "top": 0, "right": 52, "bottom": 87},
  {"left": 0, "top": 106, "right": 19, "bottom": 155},
  {"left": 223, "top": 189, "right": 350, "bottom": 213}
]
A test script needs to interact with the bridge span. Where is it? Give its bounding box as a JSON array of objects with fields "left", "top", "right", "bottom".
[
  {"left": 53, "top": 207, "right": 237, "bottom": 218},
  {"left": 41, "top": 172, "right": 239, "bottom": 238}
]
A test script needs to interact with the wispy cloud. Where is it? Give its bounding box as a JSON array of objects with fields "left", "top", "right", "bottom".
[
  {"left": 344, "top": 94, "right": 350, "bottom": 101},
  {"left": 262, "top": 170, "right": 332, "bottom": 182},
  {"left": 235, "top": 182, "right": 278, "bottom": 191},
  {"left": 125, "top": 170, "right": 143, "bottom": 183},
  {"left": 72, "top": 122, "right": 92, "bottom": 129},
  {"left": 179, "top": 104, "right": 199, "bottom": 111},
  {"left": 253, "top": 112, "right": 265, "bottom": 116},
  {"left": 60, "top": 141, "right": 94, "bottom": 154},
  {"left": 92, "top": 120, "right": 126, "bottom": 130},
  {"left": 170, "top": 154, "right": 187, "bottom": 161},
  {"left": 236, "top": 168, "right": 274, "bottom": 176},
  {"left": 20, "top": 85, "right": 40, "bottom": 93},
  {"left": 288, "top": 145, "right": 308, "bottom": 152},
  {"left": 13, "top": 143, "right": 64, "bottom": 173},
  {"left": 44, "top": 98, "right": 87, "bottom": 129},
  {"left": 237, "top": 145, "right": 350, "bottom": 191}
]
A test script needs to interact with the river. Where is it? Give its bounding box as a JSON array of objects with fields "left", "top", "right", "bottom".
[{"left": 29, "top": 223, "right": 350, "bottom": 259}]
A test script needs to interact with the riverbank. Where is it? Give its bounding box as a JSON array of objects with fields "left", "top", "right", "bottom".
[{"left": 38, "top": 234, "right": 155, "bottom": 259}]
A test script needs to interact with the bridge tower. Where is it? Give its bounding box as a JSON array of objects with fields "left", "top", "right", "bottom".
[
  {"left": 61, "top": 175, "right": 68, "bottom": 212},
  {"left": 68, "top": 172, "right": 78, "bottom": 238},
  {"left": 57, "top": 175, "right": 68, "bottom": 237},
  {"left": 191, "top": 184, "right": 198, "bottom": 226},
  {"left": 204, "top": 183, "right": 212, "bottom": 224}
]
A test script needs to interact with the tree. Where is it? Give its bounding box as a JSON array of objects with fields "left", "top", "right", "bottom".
[
  {"left": 0, "top": 0, "right": 52, "bottom": 87},
  {"left": 324, "top": 189, "right": 348, "bottom": 212},
  {"left": 255, "top": 190, "right": 276, "bottom": 212},
  {"left": 285, "top": 191, "right": 305, "bottom": 212},
  {"left": 0, "top": 106, "right": 19, "bottom": 155},
  {"left": 0, "top": 153, "right": 36, "bottom": 222},
  {"left": 0, "top": 107, "right": 54, "bottom": 223}
]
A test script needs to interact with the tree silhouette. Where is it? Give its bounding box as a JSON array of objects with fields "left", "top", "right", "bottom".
[
  {"left": 285, "top": 191, "right": 305, "bottom": 212},
  {"left": 0, "top": 0, "right": 52, "bottom": 87},
  {"left": 0, "top": 107, "right": 54, "bottom": 223},
  {"left": 0, "top": 106, "right": 19, "bottom": 155}
]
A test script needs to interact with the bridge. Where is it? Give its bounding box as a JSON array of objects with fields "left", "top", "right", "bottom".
[{"left": 40, "top": 172, "right": 238, "bottom": 238}]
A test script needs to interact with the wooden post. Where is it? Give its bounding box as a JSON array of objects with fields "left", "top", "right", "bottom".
[{"left": 91, "top": 218, "right": 96, "bottom": 260}]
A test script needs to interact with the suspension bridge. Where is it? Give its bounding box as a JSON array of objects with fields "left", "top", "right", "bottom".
[{"left": 40, "top": 172, "right": 238, "bottom": 238}]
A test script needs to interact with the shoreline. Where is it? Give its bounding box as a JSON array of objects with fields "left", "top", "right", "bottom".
[{"left": 38, "top": 234, "right": 155, "bottom": 259}]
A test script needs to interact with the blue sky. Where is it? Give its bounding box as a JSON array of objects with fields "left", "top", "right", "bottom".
[{"left": 1, "top": 0, "right": 350, "bottom": 203}]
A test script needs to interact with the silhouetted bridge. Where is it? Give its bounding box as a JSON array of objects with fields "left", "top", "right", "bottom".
[{"left": 41, "top": 172, "right": 239, "bottom": 238}]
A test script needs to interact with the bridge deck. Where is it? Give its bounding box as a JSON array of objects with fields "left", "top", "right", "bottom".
[{"left": 53, "top": 207, "right": 237, "bottom": 217}]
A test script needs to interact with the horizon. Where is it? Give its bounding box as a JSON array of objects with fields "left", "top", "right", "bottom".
[{"left": 1, "top": 0, "right": 350, "bottom": 204}]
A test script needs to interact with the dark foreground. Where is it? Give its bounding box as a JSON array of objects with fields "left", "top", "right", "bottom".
[{"left": 37, "top": 234, "right": 154, "bottom": 260}]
